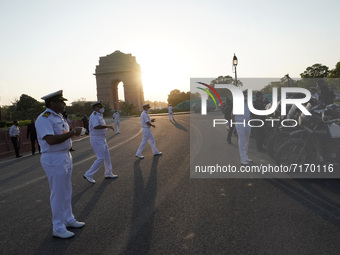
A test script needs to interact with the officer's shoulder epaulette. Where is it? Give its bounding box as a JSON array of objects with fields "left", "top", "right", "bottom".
[
  {"left": 43, "top": 112, "right": 51, "bottom": 118},
  {"left": 94, "top": 112, "right": 97, "bottom": 115}
]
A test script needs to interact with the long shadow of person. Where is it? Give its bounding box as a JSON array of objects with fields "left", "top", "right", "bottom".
[
  {"left": 170, "top": 120, "right": 188, "bottom": 132},
  {"left": 266, "top": 178, "right": 340, "bottom": 229},
  {"left": 123, "top": 157, "right": 160, "bottom": 254},
  {"left": 34, "top": 180, "right": 112, "bottom": 255}
]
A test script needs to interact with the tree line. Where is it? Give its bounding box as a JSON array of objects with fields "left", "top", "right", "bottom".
[{"left": 2, "top": 61, "right": 339, "bottom": 122}]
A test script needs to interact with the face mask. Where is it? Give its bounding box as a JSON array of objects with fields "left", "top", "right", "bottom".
[{"left": 99, "top": 108, "right": 105, "bottom": 113}]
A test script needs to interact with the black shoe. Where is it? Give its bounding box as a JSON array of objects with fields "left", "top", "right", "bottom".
[
  {"left": 70, "top": 148, "right": 75, "bottom": 151},
  {"left": 16, "top": 155, "right": 22, "bottom": 158},
  {"left": 154, "top": 152, "right": 162, "bottom": 156}
]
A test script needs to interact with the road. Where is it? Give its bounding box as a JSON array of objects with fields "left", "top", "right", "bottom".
[{"left": 1, "top": 113, "right": 340, "bottom": 254}]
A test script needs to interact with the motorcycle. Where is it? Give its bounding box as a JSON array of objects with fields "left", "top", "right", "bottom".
[
  {"left": 267, "top": 98, "right": 320, "bottom": 159},
  {"left": 275, "top": 104, "right": 340, "bottom": 168}
]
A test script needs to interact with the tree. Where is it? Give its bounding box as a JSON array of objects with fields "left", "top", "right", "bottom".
[
  {"left": 167, "top": 89, "right": 190, "bottom": 107},
  {"left": 328, "top": 61, "right": 340, "bottom": 90},
  {"left": 119, "top": 101, "right": 136, "bottom": 116},
  {"left": 328, "top": 61, "right": 340, "bottom": 78},
  {"left": 300, "top": 63, "right": 330, "bottom": 78},
  {"left": 8, "top": 94, "right": 44, "bottom": 120},
  {"left": 68, "top": 101, "right": 93, "bottom": 117},
  {"left": 210, "top": 75, "right": 243, "bottom": 100},
  {"left": 261, "top": 75, "right": 299, "bottom": 96}
]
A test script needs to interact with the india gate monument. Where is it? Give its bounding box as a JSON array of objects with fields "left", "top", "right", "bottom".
[{"left": 94, "top": 50, "right": 144, "bottom": 111}]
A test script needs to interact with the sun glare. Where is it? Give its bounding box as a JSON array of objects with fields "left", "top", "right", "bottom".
[{"left": 133, "top": 42, "right": 189, "bottom": 103}]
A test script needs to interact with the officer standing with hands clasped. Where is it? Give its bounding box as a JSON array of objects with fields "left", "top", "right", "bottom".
[
  {"left": 83, "top": 100, "right": 118, "bottom": 184},
  {"left": 35, "top": 90, "right": 85, "bottom": 239},
  {"left": 135, "top": 103, "right": 162, "bottom": 159},
  {"left": 112, "top": 110, "right": 120, "bottom": 134}
]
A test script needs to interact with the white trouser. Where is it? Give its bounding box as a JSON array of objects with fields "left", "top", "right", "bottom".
[
  {"left": 235, "top": 124, "right": 251, "bottom": 163},
  {"left": 85, "top": 136, "right": 113, "bottom": 177},
  {"left": 41, "top": 151, "right": 75, "bottom": 233},
  {"left": 136, "top": 128, "right": 159, "bottom": 156},
  {"left": 114, "top": 121, "right": 120, "bottom": 133},
  {"left": 169, "top": 112, "right": 174, "bottom": 120}
]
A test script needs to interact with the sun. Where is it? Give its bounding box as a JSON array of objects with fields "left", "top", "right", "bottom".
[{"left": 131, "top": 41, "right": 189, "bottom": 103}]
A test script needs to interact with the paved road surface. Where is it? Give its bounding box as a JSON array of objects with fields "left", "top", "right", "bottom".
[{"left": 1, "top": 114, "right": 340, "bottom": 254}]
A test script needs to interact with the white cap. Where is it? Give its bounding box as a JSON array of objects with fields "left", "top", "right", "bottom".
[
  {"left": 41, "top": 90, "right": 67, "bottom": 101},
  {"left": 142, "top": 103, "right": 151, "bottom": 108},
  {"left": 91, "top": 100, "right": 104, "bottom": 107}
]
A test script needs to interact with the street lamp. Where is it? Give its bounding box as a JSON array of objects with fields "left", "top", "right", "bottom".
[{"left": 233, "top": 54, "right": 238, "bottom": 87}]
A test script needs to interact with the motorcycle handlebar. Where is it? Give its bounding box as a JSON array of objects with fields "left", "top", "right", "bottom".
[{"left": 322, "top": 112, "right": 340, "bottom": 124}]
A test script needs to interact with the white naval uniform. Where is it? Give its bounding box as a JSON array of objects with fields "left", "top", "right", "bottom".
[
  {"left": 112, "top": 112, "right": 120, "bottom": 134},
  {"left": 35, "top": 108, "right": 76, "bottom": 234},
  {"left": 168, "top": 106, "right": 174, "bottom": 120},
  {"left": 234, "top": 102, "right": 251, "bottom": 164},
  {"left": 136, "top": 110, "right": 160, "bottom": 156},
  {"left": 85, "top": 111, "right": 113, "bottom": 177}
]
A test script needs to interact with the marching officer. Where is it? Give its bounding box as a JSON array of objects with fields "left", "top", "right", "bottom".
[
  {"left": 112, "top": 110, "right": 120, "bottom": 134},
  {"left": 35, "top": 90, "right": 85, "bottom": 239},
  {"left": 135, "top": 103, "right": 162, "bottom": 159},
  {"left": 168, "top": 104, "right": 175, "bottom": 121},
  {"left": 83, "top": 100, "right": 118, "bottom": 184}
]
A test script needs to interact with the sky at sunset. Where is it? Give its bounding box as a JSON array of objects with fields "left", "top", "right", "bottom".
[{"left": 1, "top": 0, "right": 339, "bottom": 106}]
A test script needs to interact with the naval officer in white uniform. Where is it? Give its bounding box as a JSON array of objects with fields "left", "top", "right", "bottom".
[
  {"left": 112, "top": 110, "right": 120, "bottom": 134},
  {"left": 168, "top": 104, "right": 175, "bottom": 121},
  {"left": 35, "top": 90, "right": 85, "bottom": 239},
  {"left": 135, "top": 103, "right": 162, "bottom": 159},
  {"left": 83, "top": 100, "right": 118, "bottom": 184}
]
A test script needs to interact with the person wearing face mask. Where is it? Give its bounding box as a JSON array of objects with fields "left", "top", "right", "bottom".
[
  {"left": 83, "top": 100, "right": 118, "bottom": 184},
  {"left": 135, "top": 103, "right": 162, "bottom": 159},
  {"left": 234, "top": 90, "right": 252, "bottom": 165}
]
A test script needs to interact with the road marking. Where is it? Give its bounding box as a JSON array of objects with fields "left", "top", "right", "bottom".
[
  {"left": 0, "top": 129, "right": 142, "bottom": 195},
  {"left": 74, "top": 129, "right": 142, "bottom": 166}
]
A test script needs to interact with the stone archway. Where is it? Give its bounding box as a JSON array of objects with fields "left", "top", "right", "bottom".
[{"left": 94, "top": 51, "right": 145, "bottom": 111}]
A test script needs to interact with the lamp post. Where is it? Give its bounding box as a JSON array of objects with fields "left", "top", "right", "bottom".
[{"left": 233, "top": 54, "right": 238, "bottom": 87}]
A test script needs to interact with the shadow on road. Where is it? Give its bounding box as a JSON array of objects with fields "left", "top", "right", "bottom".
[
  {"left": 34, "top": 180, "right": 112, "bottom": 255},
  {"left": 123, "top": 157, "right": 160, "bottom": 254},
  {"left": 267, "top": 179, "right": 340, "bottom": 229},
  {"left": 0, "top": 161, "right": 42, "bottom": 188},
  {"left": 170, "top": 120, "right": 188, "bottom": 132}
]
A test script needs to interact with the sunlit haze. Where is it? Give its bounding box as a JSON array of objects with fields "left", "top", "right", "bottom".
[{"left": 1, "top": 0, "right": 339, "bottom": 106}]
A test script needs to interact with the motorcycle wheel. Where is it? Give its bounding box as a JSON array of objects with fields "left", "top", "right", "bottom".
[
  {"left": 275, "top": 140, "right": 308, "bottom": 166},
  {"left": 267, "top": 132, "right": 290, "bottom": 159}
]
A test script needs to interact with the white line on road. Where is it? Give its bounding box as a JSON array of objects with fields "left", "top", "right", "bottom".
[{"left": 0, "top": 129, "right": 142, "bottom": 195}]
